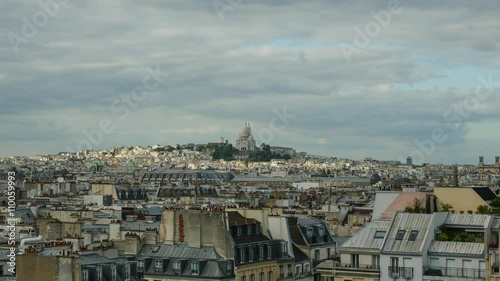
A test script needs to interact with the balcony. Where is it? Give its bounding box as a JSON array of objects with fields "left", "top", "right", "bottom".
[
  {"left": 388, "top": 266, "right": 414, "bottom": 279},
  {"left": 423, "top": 266, "right": 485, "bottom": 280},
  {"left": 334, "top": 263, "right": 380, "bottom": 271}
]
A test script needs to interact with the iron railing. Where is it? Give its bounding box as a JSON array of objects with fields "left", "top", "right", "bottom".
[{"left": 423, "top": 266, "right": 485, "bottom": 279}]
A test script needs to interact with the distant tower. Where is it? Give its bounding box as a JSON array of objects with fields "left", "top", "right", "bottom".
[
  {"left": 406, "top": 156, "right": 413, "bottom": 166},
  {"left": 112, "top": 148, "right": 117, "bottom": 166},
  {"left": 496, "top": 156, "right": 500, "bottom": 167},
  {"left": 479, "top": 156, "right": 484, "bottom": 167}
]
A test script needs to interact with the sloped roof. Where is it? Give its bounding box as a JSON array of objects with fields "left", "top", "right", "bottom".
[
  {"left": 380, "top": 192, "right": 427, "bottom": 219},
  {"left": 227, "top": 211, "right": 258, "bottom": 226},
  {"left": 341, "top": 219, "right": 391, "bottom": 250},
  {"left": 428, "top": 241, "right": 484, "bottom": 257},
  {"left": 472, "top": 187, "right": 497, "bottom": 201},
  {"left": 445, "top": 214, "right": 491, "bottom": 228},
  {"left": 138, "top": 243, "right": 221, "bottom": 260},
  {"left": 382, "top": 213, "right": 433, "bottom": 254}
]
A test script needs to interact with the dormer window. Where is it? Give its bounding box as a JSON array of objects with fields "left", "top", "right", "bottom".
[
  {"left": 237, "top": 226, "right": 242, "bottom": 236},
  {"left": 173, "top": 261, "right": 181, "bottom": 270},
  {"left": 318, "top": 225, "right": 325, "bottom": 237},
  {"left": 110, "top": 266, "right": 117, "bottom": 281},
  {"left": 256, "top": 225, "right": 260, "bottom": 234},
  {"left": 125, "top": 265, "right": 130, "bottom": 279},
  {"left": 227, "top": 261, "right": 232, "bottom": 272},
  {"left": 267, "top": 245, "right": 272, "bottom": 259},
  {"left": 83, "top": 270, "right": 89, "bottom": 281},
  {"left": 137, "top": 260, "right": 144, "bottom": 269},
  {"left": 281, "top": 242, "right": 287, "bottom": 255},
  {"left": 155, "top": 260, "right": 163, "bottom": 272},
  {"left": 306, "top": 226, "right": 313, "bottom": 238},
  {"left": 96, "top": 268, "right": 102, "bottom": 281},
  {"left": 191, "top": 262, "right": 199, "bottom": 275},
  {"left": 247, "top": 225, "right": 252, "bottom": 235},
  {"left": 259, "top": 246, "right": 264, "bottom": 260},
  {"left": 249, "top": 248, "right": 254, "bottom": 261},
  {"left": 240, "top": 249, "right": 246, "bottom": 263}
]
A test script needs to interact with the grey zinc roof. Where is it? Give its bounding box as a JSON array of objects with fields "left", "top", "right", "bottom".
[
  {"left": 81, "top": 253, "right": 114, "bottom": 265},
  {"left": 428, "top": 241, "right": 485, "bottom": 257},
  {"left": 138, "top": 243, "right": 222, "bottom": 260},
  {"left": 382, "top": 213, "right": 433, "bottom": 254},
  {"left": 341, "top": 219, "right": 391, "bottom": 250},
  {"left": 121, "top": 220, "right": 160, "bottom": 231},
  {"left": 445, "top": 214, "right": 491, "bottom": 228}
]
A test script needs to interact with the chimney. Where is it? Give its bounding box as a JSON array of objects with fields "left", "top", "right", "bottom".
[{"left": 453, "top": 166, "right": 458, "bottom": 187}]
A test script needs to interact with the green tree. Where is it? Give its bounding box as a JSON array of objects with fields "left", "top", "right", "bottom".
[
  {"left": 491, "top": 197, "right": 500, "bottom": 208},
  {"left": 477, "top": 205, "right": 492, "bottom": 214},
  {"left": 441, "top": 203, "right": 453, "bottom": 212}
]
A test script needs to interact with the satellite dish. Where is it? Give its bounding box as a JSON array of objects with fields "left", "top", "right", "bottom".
[{"left": 57, "top": 177, "right": 64, "bottom": 183}]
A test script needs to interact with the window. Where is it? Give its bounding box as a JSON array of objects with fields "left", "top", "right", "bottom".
[
  {"left": 256, "top": 225, "right": 260, "bottom": 234},
  {"left": 372, "top": 255, "right": 380, "bottom": 269},
  {"left": 390, "top": 257, "right": 399, "bottom": 276},
  {"left": 395, "top": 230, "right": 406, "bottom": 240},
  {"left": 155, "top": 260, "right": 163, "bottom": 272},
  {"left": 267, "top": 245, "right": 272, "bottom": 259},
  {"left": 259, "top": 246, "right": 264, "bottom": 260},
  {"left": 173, "top": 261, "right": 180, "bottom": 270},
  {"left": 83, "top": 270, "right": 88, "bottom": 281},
  {"left": 125, "top": 265, "right": 130, "bottom": 279},
  {"left": 314, "top": 249, "right": 320, "bottom": 260},
  {"left": 152, "top": 245, "right": 160, "bottom": 252},
  {"left": 237, "top": 226, "right": 242, "bottom": 236},
  {"left": 248, "top": 225, "right": 252, "bottom": 235},
  {"left": 191, "top": 262, "right": 199, "bottom": 275},
  {"left": 287, "top": 264, "right": 292, "bottom": 276},
  {"left": 111, "top": 267, "right": 116, "bottom": 281},
  {"left": 306, "top": 226, "right": 313, "bottom": 238},
  {"left": 409, "top": 230, "right": 418, "bottom": 241},
  {"left": 318, "top": 225, "right": 325, "bottom": 237},
  {"left": 374, "top": 231, "right": 386, "bottom": 239},
  {"left": 268, "top": 271, "right": 272, "bottom": 281},
  {"left": 96, "top": 269, "right": 102, "bottom": 281},
  {"left": 295, "top": 265, "right": 301, "bottom": 275},
  {"left": 304, "top": 263, "right": 310, "bottom": 273},
  {"left": 249, "top": 248, "right": 254, "bottom": 261},
  {"left": 250, "top": 274, "right": 255, "bottom": 281},
  {"left": 137, "top": 260, "right": 144, "bottom": 270},
  {"left": 240, "top": 249, "right": 246, "bottom": 263},
  {"left": 242, "top": 276, "right": 246, "bottom": 281},
  {"left": 327, "top": 248, "right": 331, "bottom": 259},
  {"left": 227, "top": 261, "right": 232, "bottom": 272},
  {"left": 351, "top": 254, "right": 359, "bottom": 268},
  {"left": 260, "top": 272, "right": 264, "bottom": 281},
  {"left": 279, "top": 265, "right": 284, "bottom": 277},
  {"left": 282, "top": 242, "right": 287, "bottom": 255}
]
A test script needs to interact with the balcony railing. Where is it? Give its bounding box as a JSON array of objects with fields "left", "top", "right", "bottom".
[
  {"left": 334, "top": 263, "right": 380, "bottom": 270},
  {"left": 389, "top": 266, "right": 414, "bottom": 279},
  {"left": 423, "top": 266, "right": 485, "bottom": 279}
]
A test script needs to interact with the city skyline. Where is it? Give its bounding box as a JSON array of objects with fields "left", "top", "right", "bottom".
[{"left": 2, "top": 1, "right": 500, "bottom": 164}]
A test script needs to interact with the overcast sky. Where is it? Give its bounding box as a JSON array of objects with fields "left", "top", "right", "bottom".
[{"left": 1, "top": 0, "right": 500, "bottom": 164}]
